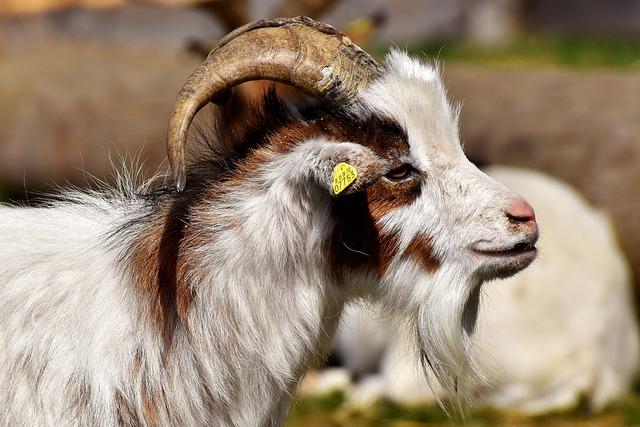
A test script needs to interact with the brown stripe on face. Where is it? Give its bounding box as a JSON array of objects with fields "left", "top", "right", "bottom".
[
  {"left": 328, "top": 192, "right": 400, "bottom": 282},
  {"left": 378, "top": 232, "right": 401, "bottom": 276},
  {"left": 328, "top": 176, "right": 421, "bottom": 281},
  {"left": 309, "top": 111, "right": 410, "bottom": 160},
  {"left": 365, "top": 176, "right": 422, "bottom": 219},
  {"left": 403, "top": 235, "right": 441, "bottom": 273}
]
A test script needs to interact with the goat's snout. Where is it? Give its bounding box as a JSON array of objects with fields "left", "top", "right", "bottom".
[
  {"left": 504, "top": 197, "right": 539, "bottom": 248},
  {"left": 505, "top": 198, "right": 536, "bottom": 224}
]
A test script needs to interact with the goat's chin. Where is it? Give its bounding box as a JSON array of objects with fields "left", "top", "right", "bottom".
[
  {"left": 414, "top": 277, "right": 484, "bottom": 406},
  {"left": 475, "top": 248, "right": 537, "bottom": 281}
]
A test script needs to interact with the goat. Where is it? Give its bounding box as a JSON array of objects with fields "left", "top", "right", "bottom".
[{"left": 0, "top": 17, "right": 539, "bottom": 426}]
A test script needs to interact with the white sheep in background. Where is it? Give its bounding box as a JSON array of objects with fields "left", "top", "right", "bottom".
[
  {"left": 331, "top": 166, "right": 640, "bottom": 413},
  {"left": 0, "top": 17, "right": 540, "bottom": 425}
]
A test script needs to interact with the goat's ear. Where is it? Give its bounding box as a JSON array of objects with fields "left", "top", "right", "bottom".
[{"left": 290, "top": 139, "right": 389, "bottom": 196}]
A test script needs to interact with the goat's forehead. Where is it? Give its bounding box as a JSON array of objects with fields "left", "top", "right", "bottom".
[{"left": 357, "top": 51, "right": 463, "bottom": 165}]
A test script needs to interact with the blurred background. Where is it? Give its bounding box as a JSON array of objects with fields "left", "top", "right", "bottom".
[{"left": 1, "top": 0, "right": 640, "bottom": 425}]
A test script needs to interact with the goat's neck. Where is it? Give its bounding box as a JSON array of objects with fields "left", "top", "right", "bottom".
[{"left": 127, "top": 180, "right": 344, "bottom": 424}]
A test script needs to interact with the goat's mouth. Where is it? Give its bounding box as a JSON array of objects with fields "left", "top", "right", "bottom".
[
  {"left": 473, "top": 241, "right": 537, "bottom": 258},
  {"left": 471, "top": 240, "right": 538, "bottom": 279}
]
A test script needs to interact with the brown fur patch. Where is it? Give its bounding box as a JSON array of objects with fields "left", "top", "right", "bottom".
[
  {"left": 309, "top": 112, "right": 410, "bottom": 161},
  {"left": 329, "top": 219, "right": 399, "bottom": 280},
  {"left": 140, "top": 379, "right": 161, "bottom": 425},
  {"left": 365, "top": 177, "right": 422, "bottom": 219},
  {"left": 129, "top": 199, "right": 198, "bottom": 349},
  {"left": 327, "top": 167, "right": 422, "bottom": 281},
  {"left": 403, "top": 235, "right": 440, "bottom": 272},
  {"left": 378, "top": 232, "right": 401, "bottom": 276},
  {"left": 329, "top": 190, "right": 413, "bottom": 282},
  {"left": 114, "top": 389, "right": 138, "bottom": 426}
]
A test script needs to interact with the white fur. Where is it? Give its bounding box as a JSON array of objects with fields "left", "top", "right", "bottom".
[{"left": 0, "top": 51, "right": 533, "bottom": 424}]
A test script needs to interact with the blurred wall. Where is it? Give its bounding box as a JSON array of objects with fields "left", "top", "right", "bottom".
[
  {"left": 4, "top": 0, "right": 640, "bottom": 49},
  {"left": 525, "top": 0, "right": 640, "bottom": 37}
]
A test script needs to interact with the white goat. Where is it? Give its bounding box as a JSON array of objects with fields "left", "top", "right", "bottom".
[
  {"left": 0, "top": 17, "right": 539, "bottom": 425},
  {"left": 332, "top": 166, "right": 639, "bottom": 413}
]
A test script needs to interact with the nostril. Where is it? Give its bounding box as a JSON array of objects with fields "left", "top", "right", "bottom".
[{"left": 505, "top": 199, "right": 536, "bottom": 223}]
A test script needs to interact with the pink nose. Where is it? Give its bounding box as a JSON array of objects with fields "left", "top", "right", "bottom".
[{"left": 505, "top": 198, "right": 536, "bottom": 223}]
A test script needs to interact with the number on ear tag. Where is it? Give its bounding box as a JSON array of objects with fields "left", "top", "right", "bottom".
[{"left": 332, "top": 162, "right": 358, "bottom": 195}]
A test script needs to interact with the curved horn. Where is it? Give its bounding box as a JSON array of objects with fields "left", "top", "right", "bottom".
[{"left": 167, "top": 16, "right": 382, "bottom": 191}]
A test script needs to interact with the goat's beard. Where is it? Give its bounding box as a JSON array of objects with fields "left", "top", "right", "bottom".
[{"left": 414, "top": 275, "right": 485, "bottom": 409}]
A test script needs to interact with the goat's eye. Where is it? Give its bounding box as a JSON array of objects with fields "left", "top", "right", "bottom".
[{"left": 385, "top": 164, "right": 415, "bottom": 181}]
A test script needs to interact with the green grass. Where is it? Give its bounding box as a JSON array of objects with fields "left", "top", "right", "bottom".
[
  {"left": 286, "top": 391, "right": 640, "bottom": 426},
  {"left": 614, "top": 394, "right": 640, "bottom": 426},
  {"left": 287, "top": 390, "right": 347, "bottom": 421},
  {"left": 373, "top": 36, "right": 640, "bottom": 69},
  {"left": 286, "top": 394, "right": 498, "bottom": 427}
]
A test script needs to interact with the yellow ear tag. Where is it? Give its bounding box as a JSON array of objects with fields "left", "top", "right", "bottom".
[{"left": 332, "top": 162, "right": 358, "bottom": 195}]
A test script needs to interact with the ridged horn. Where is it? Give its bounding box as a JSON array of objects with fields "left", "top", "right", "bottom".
[{"left": 167, "top": 16, "right": 382, "bottom": 191}]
